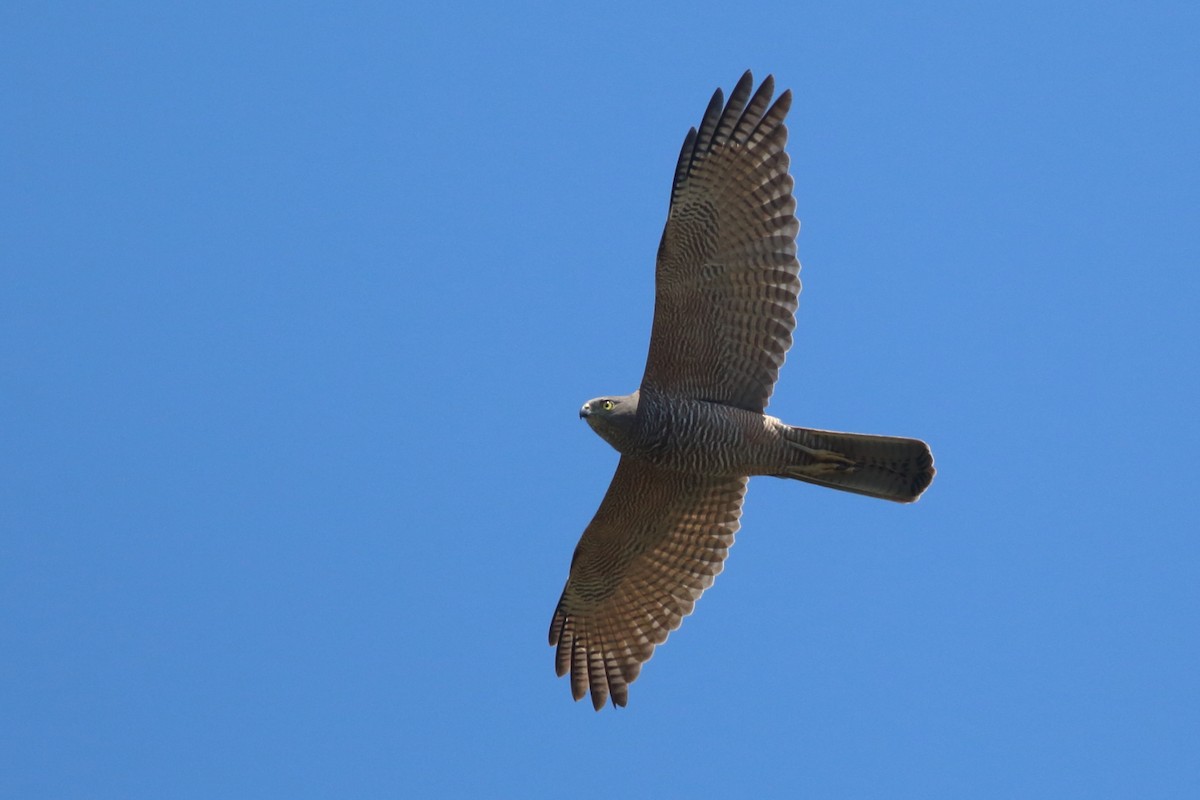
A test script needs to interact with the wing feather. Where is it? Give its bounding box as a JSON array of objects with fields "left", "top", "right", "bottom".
[
  {"left": 711, "top": 71, "right": 754, "bottom": 147},
  {"left": 644, "top": 72, "right": 801, "bottom": 412},
  {"left": 549, "top": 458, "right": 746, "bottom": 709}
]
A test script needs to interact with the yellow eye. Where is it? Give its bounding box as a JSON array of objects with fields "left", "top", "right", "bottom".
[{"left": 602, "top": 400, "right": 614, "bottom": 411}]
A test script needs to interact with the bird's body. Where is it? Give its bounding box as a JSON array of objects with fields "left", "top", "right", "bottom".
[
  {"left": 551, "top": 72, "right": 935, "bottom": 710},
  {"left": 583, "top": 391, "right": 785, "bottom": 476},
  {"left": 584, "top": 389, "right": 933, "bottom": 503}
]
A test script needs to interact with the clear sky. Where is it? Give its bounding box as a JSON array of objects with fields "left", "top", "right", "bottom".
[{"left": 4, "top": 1, "right": 1198, "bottom": 797}]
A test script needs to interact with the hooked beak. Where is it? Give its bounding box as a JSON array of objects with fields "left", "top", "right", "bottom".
[{"left": 579, "top": 403, "right": 591, "bottom": 419}]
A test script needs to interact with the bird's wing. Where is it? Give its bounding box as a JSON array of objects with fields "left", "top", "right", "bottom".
[
  {"left": 549, "top": 458, "right": 747, "bottom": 709},
  {"left": 642, "top": 71, "right": 801, "bottom": 413}
]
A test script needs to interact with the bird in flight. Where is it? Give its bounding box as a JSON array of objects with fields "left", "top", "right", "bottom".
[{"left": 549, "top": 72, "right": 934, "bottom": 710}]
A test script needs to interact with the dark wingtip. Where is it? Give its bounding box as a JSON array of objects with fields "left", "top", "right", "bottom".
[{"left": 733, "top": 70, "right": 754, "bottom": 96}]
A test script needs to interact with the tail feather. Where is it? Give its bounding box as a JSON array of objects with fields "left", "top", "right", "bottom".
[{"left": 776, "top": 426, "right": 935, "bottom": 503}]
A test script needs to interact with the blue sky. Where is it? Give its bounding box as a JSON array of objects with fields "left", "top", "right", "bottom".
[{"left": 3, "top": 1, "right": 1198, "bottom": 797}]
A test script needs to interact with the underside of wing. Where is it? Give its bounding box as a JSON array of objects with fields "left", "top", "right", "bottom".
[
  {"left": 643, "top": 71, "right": 801, "bottom": 413},
  {"left": 549, "top": 459, "right": 747, "bottom": 710}
]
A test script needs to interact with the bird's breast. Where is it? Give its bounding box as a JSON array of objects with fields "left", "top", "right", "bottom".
[{"left": 633, "top": 395, "right": 785, "bottom": 476}]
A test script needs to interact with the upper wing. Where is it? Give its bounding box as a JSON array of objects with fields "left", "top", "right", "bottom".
[
  {"left": 642, "top": 71, "right": 801, "bottom": 413},
  {"left": 549, "top": 458, "right": 747, "bottom": 709}
]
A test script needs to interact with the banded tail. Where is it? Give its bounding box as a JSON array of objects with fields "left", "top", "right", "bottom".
[{"left": 777, "top": 426, "right": 935, "bottom": 503}]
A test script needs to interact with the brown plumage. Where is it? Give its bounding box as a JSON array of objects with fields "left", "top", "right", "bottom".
[{"left": 550, "top": 72, "right": 934, "bottom": 710}]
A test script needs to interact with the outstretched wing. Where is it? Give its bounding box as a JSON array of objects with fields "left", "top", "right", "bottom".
[
  {"left": 642, "top": 71, "right": 801, "bottom": 413},
  {"left": 549, "top": 458, "right": 747, "bottom": 709}
]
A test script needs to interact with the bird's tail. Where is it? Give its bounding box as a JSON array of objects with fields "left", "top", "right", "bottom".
[{"left": 775, "top": 426, "right": 935, "bottom": 503}]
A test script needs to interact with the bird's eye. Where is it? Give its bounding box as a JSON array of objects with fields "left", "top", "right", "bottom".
[{"left": 602, "top": 400, "right": 614, "bottom": 411}]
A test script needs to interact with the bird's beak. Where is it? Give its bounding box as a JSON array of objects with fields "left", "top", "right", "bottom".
[{"left": 579, "top": 404, "right": 590, "bottom": 419}]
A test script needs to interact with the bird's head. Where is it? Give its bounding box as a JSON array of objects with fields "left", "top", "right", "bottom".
[{"left": 579, "top": 391, "right": 640, "bottom": 451}]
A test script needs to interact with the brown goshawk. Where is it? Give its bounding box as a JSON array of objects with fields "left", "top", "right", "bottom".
[{"left": 550, "top": 72, "right": 935, "bottom": 710}]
